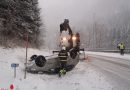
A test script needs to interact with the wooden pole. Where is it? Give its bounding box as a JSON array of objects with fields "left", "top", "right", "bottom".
[
  {"left": 14, "top": 67, "right": 16, "bottom": 78},
  {"left": 24, "top": 33, "right": 28, "bottom": 79}
]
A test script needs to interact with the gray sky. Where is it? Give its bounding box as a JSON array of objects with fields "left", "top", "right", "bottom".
[
  {"left": 38, "top": 0, "right": 130, "bottom": 48},
  {"left": 38, "top": 0, "right": 96, "bottom": 30},
  {"left": 38, "top": 0, "right": 98, "bottom": 48}
]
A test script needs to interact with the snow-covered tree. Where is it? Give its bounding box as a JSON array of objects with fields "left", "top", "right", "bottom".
[{"left": 0, "top": 0, "right": 44, "bottom": 48}]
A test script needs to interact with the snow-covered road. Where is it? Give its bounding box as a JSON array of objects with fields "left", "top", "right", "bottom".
[
  {"left": 86, "top": 52, "right": 130, "bottom": 90},
  {"left": 0, "top": 48, "right": 130, "bottom": 90}
]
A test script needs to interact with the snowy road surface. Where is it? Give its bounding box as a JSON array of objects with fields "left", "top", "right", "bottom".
[
  {"left": 0, "top": 48, "right": 130, "bottom": 90},
  {"left": 86, "top": 52, "right": 130, "bottom": 90}
]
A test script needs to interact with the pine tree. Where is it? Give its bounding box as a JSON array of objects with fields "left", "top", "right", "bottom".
[{"left": 0, "top": 0, "right": 44, "bottom": 48}]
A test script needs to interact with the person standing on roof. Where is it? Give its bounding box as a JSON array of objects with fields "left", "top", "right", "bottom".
[
  {"left": 60, "top": 19, "right": 73, "bottom": 50},
  {"left": 60, "top": 19, "right": 73, "bottom": 36}
]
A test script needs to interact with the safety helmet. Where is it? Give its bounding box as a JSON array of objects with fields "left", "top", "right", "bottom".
[{"left": 62, "top": 46, "right": 66, "bottom": 50}]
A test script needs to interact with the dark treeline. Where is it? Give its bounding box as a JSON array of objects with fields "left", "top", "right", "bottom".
[{"left": 0, "top": 0, "right": 44, "bottom": 48}]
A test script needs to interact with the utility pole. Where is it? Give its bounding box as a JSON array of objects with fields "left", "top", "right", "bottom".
[{"left": 24, "top": 33, "right": 28, "bottom": 79}]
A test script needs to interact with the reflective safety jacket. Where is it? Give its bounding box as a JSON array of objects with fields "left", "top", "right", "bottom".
[
  {"left": 118, "top": 44, "right": 125, "bottom": 49},
  {"left": 60, "top": 69, "right": 66, "bottom": 74},
  {"left": 58, "top": 50, "right": 68, "bottom": 61}
]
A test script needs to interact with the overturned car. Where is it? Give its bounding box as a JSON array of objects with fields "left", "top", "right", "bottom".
[{"left": 26, "top": 31, "right": 84, "bottom": 74}]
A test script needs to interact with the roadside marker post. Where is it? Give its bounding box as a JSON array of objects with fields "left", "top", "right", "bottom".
[
  {"left": 11, "top": 63, "right": 19, "bottom": 78},
  {"left": 24, "top": 33, "right": 28, "bottom": 79}
]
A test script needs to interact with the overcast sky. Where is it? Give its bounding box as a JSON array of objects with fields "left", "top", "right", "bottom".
[{"left": 38, "top": 0, "right": 130, "bottom": 48}]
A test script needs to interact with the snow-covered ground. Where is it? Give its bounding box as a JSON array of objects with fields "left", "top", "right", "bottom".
[{"left": 0, "top": 47, "right": 115, "bottom": 90}]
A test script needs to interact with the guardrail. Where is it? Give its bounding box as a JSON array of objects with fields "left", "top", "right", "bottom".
[{"left": 86, "top": 49, "right": 130, "bottom": 54}]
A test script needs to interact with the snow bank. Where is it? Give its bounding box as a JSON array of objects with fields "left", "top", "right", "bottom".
[{"left": 86, "top": 51, "right": 130, "bottom": 60}]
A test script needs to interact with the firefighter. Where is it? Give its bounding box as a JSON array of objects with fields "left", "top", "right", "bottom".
[
  {"left": 117, "top": 43, "right": 125, "bottom": 55},
  {"left": 58, "top": 46, "right": 68, "bottom": 77}
]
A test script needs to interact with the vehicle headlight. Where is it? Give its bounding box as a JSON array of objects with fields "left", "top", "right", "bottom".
[
  {"left": 72, "top": 36, "right": 76, "bottom": 40},
  {"left": 62, "top": 37, "right": 67, "bottom": 41}
]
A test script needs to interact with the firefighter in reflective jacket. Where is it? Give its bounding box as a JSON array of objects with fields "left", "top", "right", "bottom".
[
  {"left": 117, "top": 43, "right": 125, "bottom": 55},
  {"left": 58, "top": 47, "right": 68, "bottom": 76}
]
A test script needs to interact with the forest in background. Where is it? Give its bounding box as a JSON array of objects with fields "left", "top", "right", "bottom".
[
  {"left": 0, "top": 0, "right": 44, "bottom": 48},
  {"left": 79, "top": 9, "right": 130, "bottom": 50}
]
